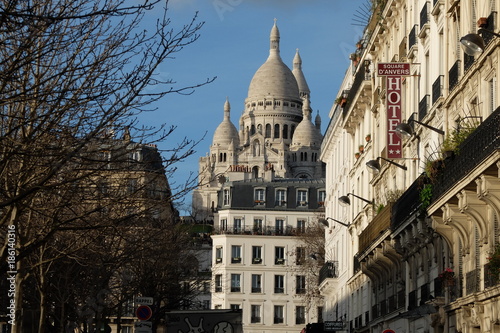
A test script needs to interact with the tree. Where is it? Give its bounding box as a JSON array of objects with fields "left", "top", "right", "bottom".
[{"left": 0, "top": 0, "right": 214, "bottom": 331}]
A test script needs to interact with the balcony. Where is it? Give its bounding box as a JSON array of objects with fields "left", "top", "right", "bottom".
[
  {"left": 408, "top": 25, "right": 418, "bottom": 57},
  {"left": 431, "top": 107, "right": 500, "bottom": 203},
  {"left": 318, "top": 261, "right": 339, "bottom": 285},
  {"left": 391, "top": 175, "right": 423, "bottom": 231},
  {"left": 343, "top": 63, "right": 371, "bottom": 120},
  {"left": 466, "top": 268, "right": 480, "bottom": 295},
  {"left": 359, "top": 203, "right": 392, "bottom": 253},
  {"left": 418, "top": 2, "right": 430, "bottom": 38},
  {"left": 431, "top": 75, "right": 444, "bottom": 106},
  {"left": 418, "top": 94, "right": 430, "bottom": 120},
  {"left": 484, "top": 263, "right": 500, "bottom": 288},
  {"left": 448, "top": 60, "right": 461, "bottom": 92},
  {"left": 214, "top": 225, "right": 300, "bottom": 236}
]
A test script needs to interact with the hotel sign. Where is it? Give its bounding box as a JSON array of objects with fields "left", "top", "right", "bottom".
[{"left": 377, "top": 63, "right": 410, "bottom": 159}]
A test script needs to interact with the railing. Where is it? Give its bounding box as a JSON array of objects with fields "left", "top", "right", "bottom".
[
  {"left": 379, "top": 299, "right": 387, "bottom": 316},
  {"left": 214, "top": 225, "right": 300, "bottom": 236},
  {"left": 391, "top": 174, "right": 424, "bottom": 230},
  {"left": 466, "top": 268, "right": 480, "bottom": 295},
  {"left": 343, "top": 64, "right": 370, "bottom": 119},
  {"left": 274, "top": 287, "right": 284, "bottom": 293},
  {"left": 432, "top": 75, "right": 444, "bottom": 105},
  {"left": 419, "top": 94, "right": 430, "bottom": 120},
  {"left": 371, "top": 304, "right": 379, "bottom": 320},
  {"left": 408, "top": 25, "right": 418, "bottom": 50},
  {"left": 432, "top": 107, "right": 500, "bottom": 202},
  {"left": 434, "top": 276, "right": 444, "bottom": 297},
  {"left": 353, "top": 254, "right": 361, "bottom": 273},
  {"left": 318, "top": 261, "right": 339, "bottom": 285},
  {"left": 358, "top": 203, "right": 392, "bottom": 253},
  {"left": 448, "top": 60, "right": 461, "bottom": 92},
  {"left": 420, "top": 282, "right": 431, "bottom": 304},
  {"left": 420, "top": 2, "right": 429, "bottom": 28},
  {"left": 398, "top": 289, "right": 406, "bottom": 309},
  {"left": 464, "top": 52, "right": 475, "bottom": 72},
  {"left": 482, "top": 12, "right": 497, "bottom": 46},
  {"left": 251, "top": 287, "right": 261, "bottom": 293}
]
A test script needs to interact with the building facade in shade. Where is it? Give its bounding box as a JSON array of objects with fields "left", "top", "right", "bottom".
[
  {"left": 192, "top": 20, "right": 324, "bottom": 222},
  {"left": 191, "top": 20, "right": 327, "bottom": 332},
  {"left": 320, "top": 1, "right": 500, "bottom": 333}
]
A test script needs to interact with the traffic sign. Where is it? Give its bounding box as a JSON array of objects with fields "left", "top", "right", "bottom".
[
  {"left": 383, "top": 329, "right": 396, "bottom": 333},
  {"left": 136, "top": 305, "right": 153, "bottom": 321},
  {"left": 135, "top": 297, "right": 153, "bottom": 305}
]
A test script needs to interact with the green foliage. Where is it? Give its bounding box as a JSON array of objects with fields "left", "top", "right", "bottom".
[
  {"left": 419, "top": 183, "right": 433, "bottom": 212},
  {"left": 442, "top": 126, "right": 477, "bottom": 155},
  {"left": 487, "top": 244, "right": 500, "bottom": 278}
]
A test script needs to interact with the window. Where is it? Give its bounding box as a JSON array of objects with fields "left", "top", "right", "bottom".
[
  {"left": 296, "top": 306, "right": 306, "bottom": 325},
  {"left": 255, "top": 188, "right": 265, "bottom": 204},
  {"left": 265, "top": 124, "right": 271, "bottom": 138},
  {"left": 231, "top": 245, "right": 241, "bottom": 263},
  {"left": 317, "top": 307, "right": 324, "bottom": 323},
  {"left": 221, "top": 219, "right": 227, "bottom": 231},
  {"left": 274, "top": 124, "right": 280, "bottom": 138},
  {"left": 274, "top": 305, "right": 284, "bottom": 324},
  {"left": 296, "top": 275, "right": 306, "bottom": 294},
  {"left": 251, "top": 274, "right": 262, "bottom": 293},
  {"left": 274, "top": 275, "right": 284, "bottom": 293},
  {"left": 318, "top": 190, "right": 326, "bottom": 206},
  {"left": 230, "top": 304, "right": 240, "bottom": 310},
  {"left": 251, "top": 305, "right": 261, "bottom": 323},
  {"left": 253, "top": 218, "right": 263, "bottom": 233},
  {"left": 231, "top": 274, "right": 241, "bottom": 292},
  {"left": 252, "top": 246, "right": 262, "bottom": 264},
  {"left": 233, "top": 218, "right": 242, "bottom": 233},
  {"left": 223, "top": 189, "right": 230, "bottom": 206},
  {"left": 215, "top": 247, "right": 223, "bottom": 264},
  {"left": 282, "top": 124, "right": 288, "bottom": 139},
  {"left": 215, "top": 274, "right": 222, "bottom": 292},
  {"left": 275, "top": 219, "right": 284, "bottom": 235},
  {"left": 275, "top": 247, "right": 285, "bottom": 264},
  {"left": 297, "top": 190, "right": 308, "bottom": 206},
  {"left": 297, "top": 219, "right": 306, "bottom": 233},
  {"left": 276, "top": 189, "right": 286, "bottom": 206},
  {"left": 296, "top": 247, "right": 305, "bottom": 265},
  {"left": 127, "top": 179, "right": 137, "bottom": 194}
]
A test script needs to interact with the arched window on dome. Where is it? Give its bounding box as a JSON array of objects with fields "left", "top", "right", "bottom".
[
  {"left": 250, "top": 125, "right": 256, "bottom": 136},
  {"left": 265, "top": 124, "right": 271, "bottom": 138},
  {"left": 282, "top": 124, "right": 288, "bottom": 139},
  {"left": 304, "top": 152, "right": 307, "bottom": 161},
  {"left": 253, "top": 140, "right": 261, "bottom": 157},
  {"left": 274, "top": 124, "right": 280, "bottom": 139},
  {"left": 257, "top": 124, "right": 262, "bottom": 134}
]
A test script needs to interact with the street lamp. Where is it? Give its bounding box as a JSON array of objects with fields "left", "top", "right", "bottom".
[
  {"left": 338, "top": 193, "right": 371, "bottom": 207},
  {"left": 460, "top": 17, "right": 500, "bottom": 56},
  {"left": 366, "top": 157, "right": 407, "bottom": 174}
]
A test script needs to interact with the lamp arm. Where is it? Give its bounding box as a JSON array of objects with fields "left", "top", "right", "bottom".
[
  {"left": 479, "top": 28, "right": 500, "bottom": 38},
  {"left": 350, "top": 193, "right": 372, "bottom": 204},
  {"left": 413, "top": 120, "right": 445, "bottom": 135},
  {"left": 379, "top": 157, "right": 408, "bottom": 170},
  {"left": 326, "top": 217, "right": 350, "bottom": 228}
]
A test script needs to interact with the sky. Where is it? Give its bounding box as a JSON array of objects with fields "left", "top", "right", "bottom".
[{"left": 140, "top": 0, "right": 370, "bottom": 212}]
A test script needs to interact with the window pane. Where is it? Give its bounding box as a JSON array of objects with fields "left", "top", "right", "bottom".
[
  {"left": 274, "top": 275, "right": 284, "bottom": 293},
  {"left": 274, "top": 305, "right": 284, "bottom": 323},
  {"left": 231, "top": 274, "right": 241, "bottom": 292},
  {"left": 251, "top": 305, "right": 261, "bottom": 323}
]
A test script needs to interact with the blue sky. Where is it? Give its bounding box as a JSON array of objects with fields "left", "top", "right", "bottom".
[{"left": 140, "top": 0, "right": 369, "bottom": 211}]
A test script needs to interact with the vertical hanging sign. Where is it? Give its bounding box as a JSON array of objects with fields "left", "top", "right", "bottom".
[{"left": 377, "top": 63, "right": 410, "bottom": 159}]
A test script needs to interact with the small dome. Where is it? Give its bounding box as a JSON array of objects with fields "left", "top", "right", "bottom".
[
  {"left": 212, "top": 98, "right": 240, "bottom": 147},
  {"left": 247, "top": 21, "right": 300, "bottom": 102},
  {"left": 292, "top": 99, "right": 323, "bottom": 147}
]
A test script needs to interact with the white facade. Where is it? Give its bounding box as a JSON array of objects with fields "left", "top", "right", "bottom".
[
  {"left": 211, "top": 207, "right": 324, "bottom": 333},
  {"left": 321, "top": 0, "right": 500, "bottom": 333}
]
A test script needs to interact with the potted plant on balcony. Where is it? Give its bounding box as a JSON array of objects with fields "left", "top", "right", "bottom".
[
  {"left": 354, "top": 152, "right": 361, "bottom": 160},
  {"left": 487, "top": 244, "right": 500, "bottom": 281},
  {"left": 438, "top": 268, "right": 455, "bottom": 287},
  {"left": 358, "top": 145, "right": 365, "bottom": 153},
  {"left": 365, "top": 134, "right": 371, "bottom": 142}
]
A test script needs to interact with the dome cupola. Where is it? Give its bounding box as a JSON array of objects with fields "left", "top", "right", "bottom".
[{"left": 212, "top": 98, "right": 240, "bottom": 148}]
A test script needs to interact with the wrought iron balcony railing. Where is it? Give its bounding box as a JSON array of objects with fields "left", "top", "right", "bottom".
[
  {"left": 432, "top": 75, "right": 444, "bottom": 105},
  {"left": 432, "top": 107, "right": 500, "bottom": 202},
  {"left": 318, "top": 260, "right": 339, "bottom": 285},
  {"left": 448, "top": 60, "right": 461, "bottom": 92}
]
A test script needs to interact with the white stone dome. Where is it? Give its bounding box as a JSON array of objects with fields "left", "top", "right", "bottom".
[
  {"left": 212, "top": 98, "right": 240, "bottom": 147},
  {"left": 292, "top": 99, "right": 323, "bottom": 147},
  {"left": 247, "top": 21, "right": 300, "bottom": 102}
]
